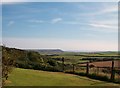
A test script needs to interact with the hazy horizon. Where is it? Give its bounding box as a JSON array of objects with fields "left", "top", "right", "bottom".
[{"left": 2, "top": 45, "right": 118, "bottom": 52}]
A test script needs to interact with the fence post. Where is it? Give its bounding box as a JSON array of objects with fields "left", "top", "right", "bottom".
[
  {"left": 72, "top": 64, "right": 75, "bottom": 73},
  {"left": 110, "top": 60, "right": 115, "bottom": 81},
  {"left": 86, "top": 62, "right": 89, "bottom": 75},
  {"left": 97, "top": 67, "right": 99, "bottom": 75},
  {"left": 62, "top": 57, "right": 64, "bottom": 72}
]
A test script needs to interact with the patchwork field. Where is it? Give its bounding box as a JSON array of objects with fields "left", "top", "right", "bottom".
[
  {"left": 5, "top": 68, "right": 120, "bottom": 86},
  {"left": 78, "top": 60, "right": 120, "bottom": 67}
]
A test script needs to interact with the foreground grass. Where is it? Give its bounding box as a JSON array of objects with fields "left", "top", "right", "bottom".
[{"left": 5, "top": 68, "right": 120, "bottom": 86}]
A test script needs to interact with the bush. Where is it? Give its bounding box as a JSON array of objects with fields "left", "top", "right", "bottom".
[
  {"left": 87, "top": 73, "right": 109, "bottom": 81},
  {"left": 47, "top": 60, "right": 57, "bottom": 66},
  {"left": 114, "top": 78, "right": 120, "bottom": 83},
  {"left": 65, "top": 71, "right": 110, "bottom": 82}
]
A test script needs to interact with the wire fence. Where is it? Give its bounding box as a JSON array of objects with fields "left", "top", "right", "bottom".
[{"left": 61, "top": 58, "right": 120, "bottom": 83}]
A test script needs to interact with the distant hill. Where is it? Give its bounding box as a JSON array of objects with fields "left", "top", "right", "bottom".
[{"left": 27, "top": 49, "right": 64, "bottom": 55}]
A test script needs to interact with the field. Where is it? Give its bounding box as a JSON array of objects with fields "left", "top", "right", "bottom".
[
  {"left": 89, "top": 60, "right": 120, "bottom": 67},
  {"left": 51, "top": 51, "right": 119, "bottom": 64},
  {"left": 5, "top": 68, "right": 120, "bottom": 86}
]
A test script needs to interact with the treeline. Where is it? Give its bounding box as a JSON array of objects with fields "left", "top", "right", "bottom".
[
  {"left": 82, "top": 57, "right": 118, "bottom": 62},
  {"left": 2, "top": 46, "right": 64, "bottom": 82}
]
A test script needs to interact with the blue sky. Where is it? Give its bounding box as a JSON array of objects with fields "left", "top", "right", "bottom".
[{"left": 2, "top": 2, "right": 118, "bottom": 51}]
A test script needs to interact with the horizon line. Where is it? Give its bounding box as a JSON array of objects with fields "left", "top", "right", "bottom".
[{"left": 1, "top": 45, "right": 119, "bottom": 52}]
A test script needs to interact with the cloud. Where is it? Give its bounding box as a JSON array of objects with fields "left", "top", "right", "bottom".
[
  {"left": 28, "top": 20, "right": 44, "bottom": 23},
  {"left": 93, "top": 5, "right": 117, "bottom": 16},
  {"left": 63, "top": 21, "right": 83, "bottom": 25},
  {"left": 51, "top": 18, "right": 62, "bottom": 24},
  {"left": 1, "top": 0, "right": 27, "bottom": 4},
  {"left": 102, "top": 6, "right": 117, "bottom": 13},
  {"left": 95, "top": 6, "right": 117, "bottom": 15},
  {"left": 61, "top": 19, "right": 117, "bottom": 32},
  {"left": 88, "top": 18, "right": 118, "bottom": 31},
  {"left": 27, "top": 18, "right": 63, "bottom": 24},
  {"left": 76, "top": 4, "right": 117, "bottom": 18},
  {"left": 89, "top": 23, "right": 117, "bottom": 29},
  {"left": 8, "top": 21, "right": 14, "bottom": 26}
]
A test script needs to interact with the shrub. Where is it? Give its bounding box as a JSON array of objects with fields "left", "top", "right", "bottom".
[
  {"left": 87, "top": 73, "right": 109, "bottom": 81},
  {"left": 47, "top": 60, "right": 57, "bottom": 66}
]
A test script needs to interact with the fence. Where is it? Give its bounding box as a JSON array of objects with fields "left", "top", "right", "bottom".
[{"left": 61, "top": 57, "right": 120, "bottom": 83}]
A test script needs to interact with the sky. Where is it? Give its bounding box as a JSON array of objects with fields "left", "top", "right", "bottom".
[{"left": 1, "top": 1, "right": 118, "bottom": 51}]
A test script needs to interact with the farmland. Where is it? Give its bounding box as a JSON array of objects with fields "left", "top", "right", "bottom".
[{"left": 2, "top": 46, "right": 120, "bottom": 86}]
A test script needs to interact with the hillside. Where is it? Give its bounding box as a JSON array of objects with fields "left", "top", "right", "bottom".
[
  {"left": 2, "top": 46, "right": 63, "bottom": 72},
  {"left": 5, "top": 68, "right": 120, "bottom": 86}
]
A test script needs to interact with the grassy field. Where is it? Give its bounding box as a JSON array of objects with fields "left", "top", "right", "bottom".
[
  {"left": 51, "top": 51, "right": 119, "bottom": 64},
  {"left": 5, "top": 68, "right": 120, "bottom": 86}
]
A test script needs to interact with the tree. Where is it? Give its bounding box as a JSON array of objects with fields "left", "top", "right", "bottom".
[{"left": 2, "top": 46, "right": 15, "bottom": 85}]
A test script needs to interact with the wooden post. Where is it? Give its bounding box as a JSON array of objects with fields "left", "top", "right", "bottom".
[
  {"left": 118, "top": 60, "right": 120, "bottom": 82},
  {"left": 62, "top": 57, "right": 64, "bottom": 72},
  {"left": 72, "top": 64, "right": 75, "bottom": 73},
  {"left": 86, "top": 62, "right": 89, "bottom": 75},
  {"left": 110, "top": 60, "right": 115, "bottom": 81},
  {"left": 97, "top": 67, "right": 99, "bottom": 75}
]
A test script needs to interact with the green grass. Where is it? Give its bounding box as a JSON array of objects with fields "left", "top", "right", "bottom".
[
  {"left": 52, "top": 52, "right": 119, "bottom": 64},
  {"left": 5, "top": 68, "right": 120, "bottom": 86},
  {"left": 57, "top": 51, "right": 119, "bottom": 56},
  {"left": 52, "top": 55, "right": 88, "bottom": 64}
]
